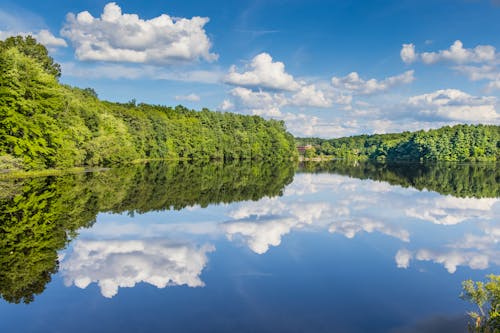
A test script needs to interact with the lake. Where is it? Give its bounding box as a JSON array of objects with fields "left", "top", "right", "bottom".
[{"left": 0, "top": 161, "right": 498, "bottom": 333}]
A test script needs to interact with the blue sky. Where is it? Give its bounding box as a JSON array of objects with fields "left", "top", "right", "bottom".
[{"left": 1, "top": 0, "right": 500, "bottom": 137}]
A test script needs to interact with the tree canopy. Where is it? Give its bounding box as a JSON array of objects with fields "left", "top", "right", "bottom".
[
  {"left": 296, "top": 124, "right": 500, "bottom": 162},
  {"left": 0, "top": 36, "right": 297, "bottom": 171}
]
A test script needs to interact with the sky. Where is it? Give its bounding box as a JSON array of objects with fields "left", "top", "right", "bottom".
[{"left": 1, "top": 0, "right": 500, "bottom": 137}]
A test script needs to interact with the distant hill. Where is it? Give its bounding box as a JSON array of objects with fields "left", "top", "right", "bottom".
[{"left": 296, "top": 124, "right": 500, "bottom": 162}]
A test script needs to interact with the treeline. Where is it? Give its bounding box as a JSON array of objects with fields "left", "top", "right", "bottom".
[
  {"left": 0, "top": 160, "right": 294, "bottom": 304},
  {"left": 0, "top": 36, "right": 296, "bottom": 171},
  {"left": 296, "top": 124, "right": 500, "bottom": 162},
  {"left": 300, "top": 160, "right": 500, "bottom": 198}
]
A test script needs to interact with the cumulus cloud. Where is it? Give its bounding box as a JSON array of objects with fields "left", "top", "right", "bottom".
[
  {"left": 407, "top": 89, "right": 499, "bottom": 122},
  {"left": 0, "top": 29, "right": 67, "bottom": 48},
  {"left": 60, "top": 2, "right": 217, "bottom": 64},
  {"left": 175, "top": 93, "right": 200, "bottom": 102},
  {"left": 454, "top": 65, "right": 500, "bottom": 81},
  {"left": 226, "top": 87, "right": 287, "bottom": 117},
  {"left": 61, "top": 239, "right": 214, "bottom": 298},
  {"left": 421, "top": 41, "right": 496, "bottom": 64},
  {"left": 223, "top": 52, "right": 301, "bottom": 91},
  {"left": 401, "top": 40, "right": 500, "bottom": 91},
  {"left": 401, "top": 40, "right": 497, "bottom": 64},
  {"left": 290, "top": 84, "right": 333, "bottom": 107},
  {"left": 401, "top": 43, "right": 417, "bottom": 64},
  {"left": 219, "top": 89, "right": 325, "bottom": 136},
  {"left": 331, "top": 70, "right": 414, "bottom": 95}
]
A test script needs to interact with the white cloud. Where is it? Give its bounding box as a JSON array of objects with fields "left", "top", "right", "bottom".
[
  {"left": 281, "top": 112, "right": 322, "bottom": 136},
  {"left": 401, "top": 40, "right": 497, "bottom": 65},
  {"left": 421, "top": 41, "right": 496, "bottom": 64},
  {"left": 219, "top": 99, "right": 234, "bottom": 111},
  {"left": 331, "top": 70, "right": 414, "bottom": 95},
  {"left": 487, "top": 80, "right": 500, "bottom": 91},
  {"left": 454, "top": 65, "right": 500, "bottom": 81},
  {"left": 290, "top": 84, "right": 332, "bottom": 108},
  {"left": 220, "top": 86, "right": 330, "bottom": 136},
  {"left": 407, "top": 89, "right": 499, "bottom": 122},
  {"left": 61, "top": 239, "right": 214, "bottom": 298},
  {"left": 404, "top": 41, "right": 500, "bottom": 91},
  {"left": 454, "top": 65, "right": 500, "bottom": 92},
  {"left": 175, "top": 93, "right": 200, "bottom": 102},
  {"left": 0, "top": 29, "right": 67, "bottom": 48},
  {"left": 400, "top": 43, "right": 417, "bottom": 64},
  {"left": 223, "top": 52, "right": 301, "bottom": 91},
  {"left": 61, "top": 2, "right": 217, "bottom": 64},
  {"left": 227, "top": 87, "right": 287, "bottom": 117}
]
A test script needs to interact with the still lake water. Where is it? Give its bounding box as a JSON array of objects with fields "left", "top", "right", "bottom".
[{"left": 0, "top": 161, "right": 498, "bottom": 332}]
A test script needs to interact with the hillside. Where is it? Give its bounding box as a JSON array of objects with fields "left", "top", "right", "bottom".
[
  {"left": 296, "top": 124, "right": 500, "bottom": 162},
  {"left": 0, "top": 36, "right": 297, "bottom": 171}
]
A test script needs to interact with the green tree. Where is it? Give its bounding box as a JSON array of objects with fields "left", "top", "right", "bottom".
[
  {"left": 461, "top": 275, "right": 500, "bottom": 332},
  {"left": 0, "top": 35, "right": 61, "bottom": 78}
]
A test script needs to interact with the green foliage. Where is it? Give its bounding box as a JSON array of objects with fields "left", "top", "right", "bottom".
[
  {"left": 0, "top": 160, "right": 294, "bottom": 303},
  {"left": 299, "top": 160, "right": 499, "bottom": 198},
  {"left": 461, "top": 275, "right": 500, "bottom": 332},
  {"left": 296, "top": 125, "right": 500, "bottom": 162},
  {"left": 0, "top": 35, "right": 61, "bottom": 78},
  {"left": 0, "top": 36, "right": 297, "bottom": 171}
]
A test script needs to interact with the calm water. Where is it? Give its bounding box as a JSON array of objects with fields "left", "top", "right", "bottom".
[{"left": 0, "top": 161, "right": 498, "bottom": 333}]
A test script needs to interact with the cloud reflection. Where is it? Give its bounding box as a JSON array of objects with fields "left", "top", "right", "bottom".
[
  {"left": 223, "top": 199, "right": 329, "bottom": 254},
  {"left": 61, "top": 239, "right": 214, "bottom": 298}
]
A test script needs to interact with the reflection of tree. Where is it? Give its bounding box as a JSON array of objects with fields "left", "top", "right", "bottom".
[
  {"left": 301, "top": 161, "right": 499, "bottom": 198},
  {"left": 0, "top": 161, "right": 294, "bottom": 303}
]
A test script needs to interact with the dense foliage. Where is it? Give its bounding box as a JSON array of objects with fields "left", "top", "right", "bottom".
[
  {"left": 296, "top": 124, "right": 500, "bottom": 162},
  {"left": 461, "top": 275, "right": 500, "bottom": 332},
  {"left": 0, "top": 160, "right": 294, "bottom": 303},
  {"left": 300, "top": 160, "right": 500, "bottom": 198},
  {"left": 0, "top": 36, "right": 296, "bottom": 171}
]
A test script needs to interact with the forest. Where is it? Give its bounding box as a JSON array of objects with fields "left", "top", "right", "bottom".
[
  {"left": 0, "top": 160, "right": 294, "bottom": 304},
  {"left": 0, "top": 36, "right": 297, "bottom": 172},
  {"left": 296, "top": 124, "right": 500, "bottom": 162}
]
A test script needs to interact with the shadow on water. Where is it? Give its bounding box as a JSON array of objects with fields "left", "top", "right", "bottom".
[
  {"left": 300, "top": 160, "right": 499, "bottom": 198},
  {"left": 0, "top": 160, "right": 294, "bottom": 304}
]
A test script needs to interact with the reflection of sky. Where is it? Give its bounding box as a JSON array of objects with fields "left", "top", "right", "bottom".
[
  {"left": 59, "top": 172, "right": 500, "bottom": 299},
  {"left": 61, "top": 239, "right": 214, "bottom": 297},
  {"left": 2, "top": 171, "right": 499, "bottom": 333}
]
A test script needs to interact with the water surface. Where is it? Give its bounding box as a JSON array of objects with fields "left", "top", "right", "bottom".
[{"left": 0, "top": 161, "right": 498, "bottom": 332}]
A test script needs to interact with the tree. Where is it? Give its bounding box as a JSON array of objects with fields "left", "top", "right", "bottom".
[
  {"left": 461, "top": 275, "right": 500, "bottom": 332},
  {"left": 0, "top": 35, "right": 61, "bottom": 78}
]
